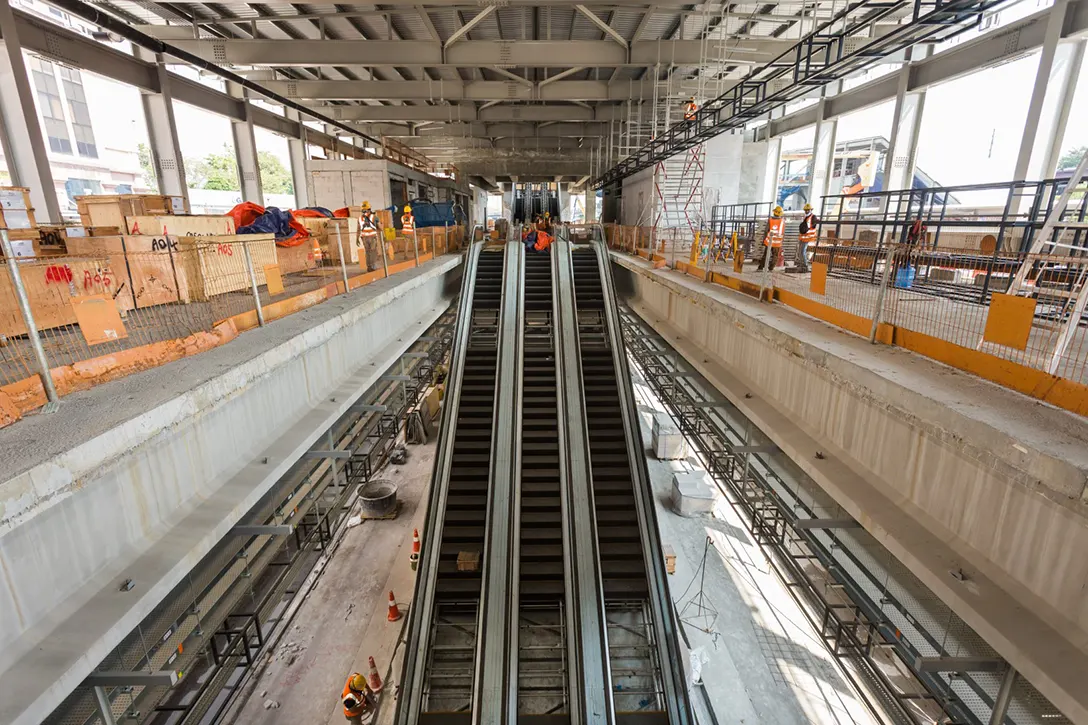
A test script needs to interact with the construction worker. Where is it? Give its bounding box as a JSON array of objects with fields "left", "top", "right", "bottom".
[
  {"left": 684, "top": 96, "right": 698, "bottom": 122},
  {"left": 401, "top": 204, "right": 415, "bottom": 235},
  {"left": 756, "top": 205, "right": 785, "bottom": 271},
  {"left": 797, "top": 203, "right": 818, "bottom": 272},
  {"left": 360, "top": 201, "right": 381, "bottom": 268},
  {"left": 342, "top": 672, "right": 375, "bottom": 723}
]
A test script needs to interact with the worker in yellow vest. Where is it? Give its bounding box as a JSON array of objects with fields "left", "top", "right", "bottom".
[
  {"left": 402, "top": 204, "right": 424, "bottom": 253},
  {"left": 756, "top": 205, "right": 785, "bottom": 271},
  {"left": 796, "top": 202, "right": 818, "bottom": 272}
]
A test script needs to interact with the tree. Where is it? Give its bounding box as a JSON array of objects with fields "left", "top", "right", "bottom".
[
  {"left": 137, "top": 142, "right": 157, "bottom": 189},
  {"left": 258, "top": 151, "right": 294, "bottom": 195},
  {"left": 199, "top": 145, "right": 241, "bottom": 191},
  {"left": 1058, "top": 145, "right": 1088, "bottom": 171}
]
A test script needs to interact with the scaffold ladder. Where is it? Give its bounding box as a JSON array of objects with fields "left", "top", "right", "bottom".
[
  {"left": 653, "top": 144, "right": 706, "bottom": 255},
  {"left": 1005, "top": 148, "right": 1088, "bottom": 373}
]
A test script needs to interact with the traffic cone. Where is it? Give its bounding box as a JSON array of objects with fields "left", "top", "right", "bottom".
[
  {"left": 387, "top": 591, "right": 402, "bottom": 622},
  {"left": 410, "top": 529, "right": 421, "bottom": 571},
  {"left": 367, "top": 656, "right": 383, "bottom": 692}
]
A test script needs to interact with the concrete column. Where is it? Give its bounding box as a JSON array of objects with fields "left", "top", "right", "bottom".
[
  {"left": 285, "top": 108, "right": 310, "bottom": 207},
  {"left": 881, "top": 65, "right": 926, "bottom": 193},
  {"left": 1015, "top": 0, "right": 1083, "bottom": 180},
  {"left": 760, "top": 137, "right": 782, "bottom": 204},
  {"left": 807, "top": 83, "right": 841, "bottom": 205},
  {"left": 585, "top": 187, "right": 597, "bottom": 222},
  {"left": 137, "top": 51, "right": 189, "bottom": 206},
  {"left": 227, "top": 82, "right": 264, "bottom": 205},
  {"left": 0, "top": 1, "right": 61, "bottom": 222}
]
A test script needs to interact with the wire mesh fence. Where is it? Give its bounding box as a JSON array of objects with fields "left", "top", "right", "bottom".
[{"left": 0, "top": 226, "right": 465, "bottom": 408}]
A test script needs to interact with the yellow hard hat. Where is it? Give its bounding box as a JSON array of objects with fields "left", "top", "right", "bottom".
[
  {"left": 803, "top": 203, "right": 813, "bottom": 212},
  {"left": 772, "top": 205, "right": 784, "bottom": 217},
  {"left": 689, "top": 96, "right": 695, "bottom": 101},
  {"left": 361, "top": 201, "right": 372, "bottom": 211},
  {"left": 404, "top": 204, "right": 412, "bottom": 213},
  {"left": 350, "top": 673, "right": 367, "bottom": 691}
]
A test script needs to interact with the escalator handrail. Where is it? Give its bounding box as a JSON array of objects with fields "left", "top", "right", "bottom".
[
  {"left": 395, "top": 241, "right": 485, "bottom": 725},
  {"left": 590, "top": 239, "right": 696, "bottom": 725}
]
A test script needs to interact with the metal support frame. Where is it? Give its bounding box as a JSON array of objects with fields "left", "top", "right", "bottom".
[
  {"left": 1, "top": 230, "right": 59, "bottom": 407},
  {"left": 618, "top": 305, "right": 1018, "bottom": 725},
  {"left": 228, "top": 81, "right": 265, "bottom": 205},
  {"left": 136, "top": 50, "right": 190, "bottom": 204},
  {"left": 595, "top": 0, "right": 1015, "bottom": 186},
  {"left": 0, "top": 1, "right": 61, "bottom": 222}
]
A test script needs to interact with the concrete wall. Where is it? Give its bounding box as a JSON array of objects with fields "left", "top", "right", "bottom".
[
  {"left": 0, "top": 259, "right": 462, "bottom": 725},
  {"left": 612, "top": 255, "right": 1088, "bottom": 720},
  {"left": 740, "top": 139, "right": 781, "bottom": 204},
  {"left": 620, "top": 166, "right": 655, "bottom": 226},
  {"left": 703, "top": 132, "right": 744, "bottom": 210}
]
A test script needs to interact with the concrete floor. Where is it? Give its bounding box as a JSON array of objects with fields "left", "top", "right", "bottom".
[
  {"left": 221, "top": 398, "right": 887, "bottom": 725},
  {"left": 630, "top": 372, "right": 881, "bottom": 725},
  {"left": 225, "top": 440, "right": 436, "bottom": 725}
]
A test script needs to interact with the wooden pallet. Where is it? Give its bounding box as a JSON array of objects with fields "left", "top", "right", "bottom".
[
  {"left": 75, "top": 194, "right": 188, "bottom": 228},
  {"left": 0, "top": 187, "right": 36, "bottom": 232}
]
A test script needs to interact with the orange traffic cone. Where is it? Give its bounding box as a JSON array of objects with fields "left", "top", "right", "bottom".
[
  {"left": 367, "top": 656, "right": 383, "bottom": 692},
  {"left": 387, "top": 591, "right": 402, "bottom": 621},
  {"left": 410, "top": 529, "right": 421, "bottom": 571}
]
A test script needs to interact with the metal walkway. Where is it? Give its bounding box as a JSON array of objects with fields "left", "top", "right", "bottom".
[{"left": 397, "top": 239, "right": 692, "bottom": 724}]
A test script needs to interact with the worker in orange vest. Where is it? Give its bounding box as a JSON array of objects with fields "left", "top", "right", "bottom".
[
  {"left": 341, "top": 672, "right": 375, "bottom": 723},
  {"left": 756, "top": 205, "right": 785, "bottom": 271},
  {"left": 402, "top": 204, "right": 424, "bottom": 253},
  {"left": 684, "top": 96, "right": 698, "bottom": 122},
  {"left": 797, "top": 202, "right": 818, "bottom": 272},
  {"left": 360, "top": 201, "right": 381, "bottom": 267}
]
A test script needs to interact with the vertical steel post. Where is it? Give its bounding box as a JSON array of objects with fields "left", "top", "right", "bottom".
[
  {"left": 334, "top": 223, "right": 350, "bottom": 293},
  {"left": 1, "top": 230, "right": 59, "bottom": 407},
  {"left": 759, "top": 242, "right": 773, "bottom": 302},
  {"left": 869, "top": 245, "right": 896, "bottom": 343},
  {"left": 380, "top": 229, "right": 391, "bottom": 279},
  {"left": 412, "top": 228, "right": 420, "bottom": 267},
  {"left": 93, "top": 686, "right": 118, "bottom": 725},
  {"left": 242, "top": 241, "right": 265, "bottom": 327},
  {"left": 988, "top": 667, "right": 1017, "bottom": 725}
]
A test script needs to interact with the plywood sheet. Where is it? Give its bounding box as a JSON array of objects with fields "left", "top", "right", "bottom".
[
  {"left": 72, "top": 295, "right": 127, "bottom": 345},
  {"left": 983, "top": 293, "right": 1036, "bottom": 350},
  {"left": 126, "top": 215, "right": 235, "bottom": 237}
]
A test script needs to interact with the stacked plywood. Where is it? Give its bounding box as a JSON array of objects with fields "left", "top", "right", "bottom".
[
  {"left": 276, "top": 242, "right": 318, "bottom": 275},
  {"left": 176, "top": 234, "right": 277, "bottom": 300},
  {"left": 75, "top": 194, "right": 188, "bottom": 231},
  {"left": 0, "top": 187, "right": 40, "bottom": 258},
  {"left": 125, "top": 215, "right": 235, "bottom": 237},
  {"left": 0, "top": 256, "right": 120, "bottom": 336}
]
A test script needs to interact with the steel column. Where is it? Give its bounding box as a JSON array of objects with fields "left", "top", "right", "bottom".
[
  {"left": 881, "top": 63, "right": 926, "bottom": 194},
  {"left": 988, "top": 667, "right": 1018, "bottom": 725},
  {"left": 136, "top": 50, "right": 190, "bottom": 204},
  {"left": 286, "top": 108, "right": 311, "bottom": 207},
  {"left": 1014, "top": 0, "right": 1073, "bottom": 182},
  {"left": 807, "top": 85, "right": 840, "bottom": 204},
  {"left": 228, "top": 81, "right": 265, "bottom": 205},
  {"left": 0, "top": 1, "right": 61, "bottom": 222}
]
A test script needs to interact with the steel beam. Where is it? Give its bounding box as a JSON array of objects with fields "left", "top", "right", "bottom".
[
  {"left": 793, "top": 518, "right": 861, "bottom": 529},
  {"left": 85, "top": 671, "right": 179, "bottom": 687},
  {"left": 263, "top": 79, "right": 654, "bottom": 101},
  {"left": 807, "top": 82, "right": 840, "bottom": 204},
  {"left": 136, "top": 51, "right": 190, "bottom": 204},
  {"left": 285, "top": 108, "right": 310, "bottom": 206},
  {"left": 0, "top": 2, "right": 61, "bottom": 222},
  {"left": 576, "top": 5, "right": 628, "bottom": 48},
  {"left": 304, "top": 449, "right": 353, "bottom": 459},
  {"left": 880, "top": 62, "right": 925, "bottom": 194},
  {"left": 231, "top": 524, "right": 295, "bottom": 536},
  {"left": 322, "top": 104, "right": 626, "bottom": 122},
  {"left": 360, "top": 121, "right": 608, "bottom": 137},
  {"left": 157, "top": 38, "right": 790, "bottom": 67},
  {"left": 914, "top": 656, "right": 1007, "bottom": 673},
  {"left": 770, "top": 0, "right": 1088, "bottom": 138}
]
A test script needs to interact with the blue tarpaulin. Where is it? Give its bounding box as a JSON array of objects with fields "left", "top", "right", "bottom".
[
  {"left": 237, "top": 207, "right": 302, "bottom": 240},
  {"left": 409, "top": 200, "right": 455, "bottom": 228}
]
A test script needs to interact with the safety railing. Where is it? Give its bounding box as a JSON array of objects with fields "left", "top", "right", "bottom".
[
  {"left": 610, "top": 232, "right": 1088, "bottom": 415},
  {"left": 0, "top": 225, "right": 466, "bottom": 425}
]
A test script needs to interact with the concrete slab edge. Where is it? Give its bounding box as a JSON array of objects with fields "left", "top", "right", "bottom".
[
  {"left": 625, "top": 298, "right": 1088, "bottom": 724},
  {"left": 611, "top": 253, "right": 1088, "bottom": 513},
  {"left": 0, "top": 257, "right": 461, "bottom": 538}
]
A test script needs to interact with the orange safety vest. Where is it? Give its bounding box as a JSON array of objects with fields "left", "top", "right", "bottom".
[
  {"left": 342, "top": 676, "right": 370, "bottom": 718},
  {"left": 799, "top": 213, "right": 818, "bottom": 244},
  {"left": 764, "top": 216, "right": 784, "bottom": 248},
  {"left": 684, "top": 102, "right": 697, "bottom": 121},
  {"left": 402, "top": 214, "right": 415, "bottom": 234}
]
